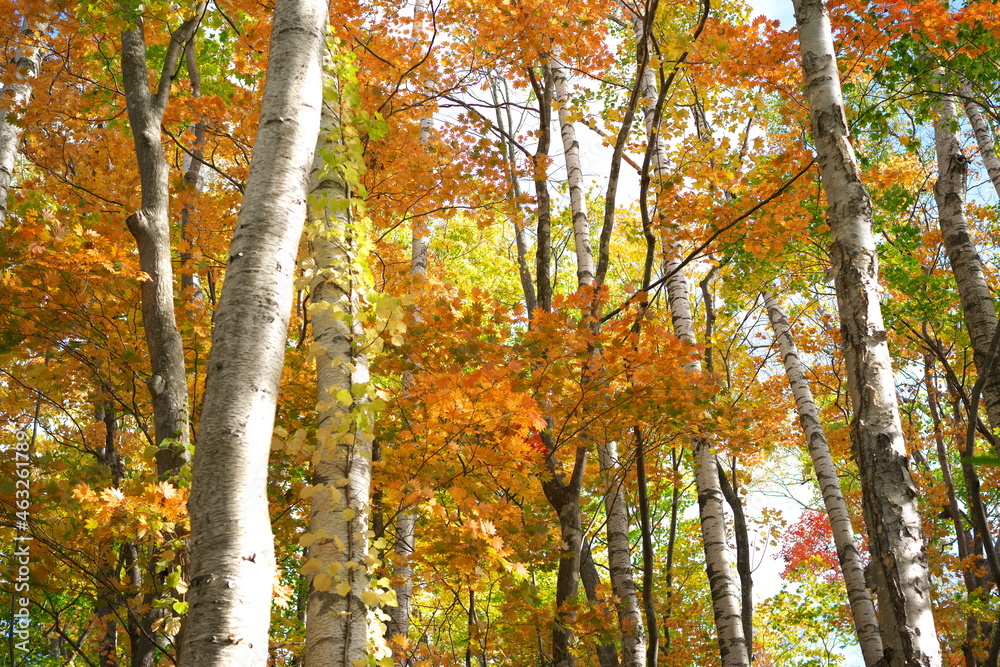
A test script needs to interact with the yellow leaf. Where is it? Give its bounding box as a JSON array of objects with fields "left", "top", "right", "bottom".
[
  {"left": 335, "top": 582, "right": 352, "bottom": 596},
  {"left": 313, "top": 572, "right": 331, "bottom": 592},
  {"left": 361, "top": 589, "right": 380, "bottom": 606}
]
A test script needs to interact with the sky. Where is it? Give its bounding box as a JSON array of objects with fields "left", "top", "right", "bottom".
[{"left": 746, "top": 0, "right": 795, "bottom": 26}]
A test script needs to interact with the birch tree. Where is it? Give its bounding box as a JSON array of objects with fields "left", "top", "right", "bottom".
[
  {"left": 933, "top": 87, "right": 1000, "bottom": 436},
  {"left": 550, "top": 51, "right": 644, "bottom": 667},
  {"left": 628, "top": 3, "right": 748, "bottom": 662},
  {"left": 179, "top": 0, "right": 329, "bottom": 664},
  {"left": 764, "top": 292, "right": 883, "bottom": 665},
  {"left": 302, "top": 58, "right": 375, "bottom": 667},
  {"left": 792, "top": 0, "right": 942, "bottom": 662},
  {"left": 0, "top": 18, "right": 44, "bottom": 227}
]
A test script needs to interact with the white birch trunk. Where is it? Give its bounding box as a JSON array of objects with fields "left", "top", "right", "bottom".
[
  {"left": 0, "top": 20, "right": 43, "bottom": 227},
  {"left": 551, "top": 54, "right": 641, "bottom": 664},
  {"left": 935, "top": 88, "right": 1000, "bottom": 434},
  {"left": 304, "top": 78, "right": 372, "bottom": 667},
  {"left": 792, "top": 0, "right": 941, "bottom": 663},
  {"left": 763, "top": 292, "right": 883, "bottom": 665},
  {"left": 665, "top": 258, "right": 749, "bottom": 667},
  {"left": 179, "top": 1, "right": 328, "bottom": 664},
  {"left": 550, "top": 55, "right": 595, "bottom": 287},
  {"left": 625, "top": 3, "right": 748, "bottom": 661},
  {"left": 598, "top": 442, "right": 646, "bottom": 667},
  {"left": 960, "top": 82, "right": 1000, "bottom": 200}
]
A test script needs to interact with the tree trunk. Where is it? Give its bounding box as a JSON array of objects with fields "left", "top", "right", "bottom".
[
  {"left": 180, "top": 40, "right": 207, "bottom": 301},
  {"left": 960, "top": 81, "right": 1000, "bottom": 200},
  {"left": 0, "top": 18, "right": 44, "bottom": 227},
  {"left": 716, "top": 462, "right": 752, "bottom": 663},
  {"left": 121, "top": 11, "right": 201, "bottom": 479},
  {"left": 792, "top": 1, "right": 941, "bottom": 663},
  {"left": 550, "top": 56, "right": 594, "bottom": 287},
  {"left": 551, "top": 52, "right": 643, "bottom": 666},
  {"left": 933, "top": 88, "right": 1000, "bottom": 438},
  {"left": 304, "top": 70, "right": 373, "bottom": 667},
  {"left": 539, "top": 429, "right": 587, "bottom": 667},
  {"left": 120, "top": 12, "right": 203, "bottom": 667},
  {"left": 597, "top": 441, "right": 645, "bottom": 667},
  {"left": 764, "top": 292, "right": 883, "bottom": 665},
  {"left": 665, "top": 257, "right": 749, "bottom": 667},
  {"left": 180, "top": 1, "right": 329, "bottom": 664}
]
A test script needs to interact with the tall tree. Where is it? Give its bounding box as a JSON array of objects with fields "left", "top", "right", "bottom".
[
  {"left": 764, "top": 291, "right": 883, "bottom": 665},
  {"left": 303, "top": 57, "right": 375, "bottom": 667},
  {"left": 792, "top": 0, "right": 942, "bottom": 663},
  {"left": 180, "top": 0, "right": 330, "bottom": 663}
]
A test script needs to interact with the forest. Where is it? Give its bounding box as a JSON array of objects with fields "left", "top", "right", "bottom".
[{"left": 0, "top": 0, "right": 999, "bottom": 665}]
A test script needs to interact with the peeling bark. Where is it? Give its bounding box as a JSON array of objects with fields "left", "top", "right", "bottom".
[{"left": 792, "top": 0, "right": 941, "bottom": 663}]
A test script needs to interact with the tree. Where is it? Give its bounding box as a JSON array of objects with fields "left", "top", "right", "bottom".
[{"left": 180, "top": 0, "right": 329, "bottom": 663}]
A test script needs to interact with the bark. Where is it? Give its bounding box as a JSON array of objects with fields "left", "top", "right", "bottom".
[
  {"left": 551, "top": 48, "right": 644, "bottom": 666},
  {"left": 633, "top": 427, "right": 658, "bottom": 667},
  {"left": 792, "top": 0, "right": 941, "bottom": 663},
  {"left": 550, "top": 55, "right": 594, "bottom": 287},
  {"left": 933, "top": 89, "right": 1000, "bottom": 439},
  {"left": 665, "top": 257, "right": 749, "bottom": 667},
  {"left": 385, "top": 511, "right": 415, "bottom": 646},
  {"left": 179, "top": 1, "right": 329, "bottom": 664},
  {"left": 490, "top": 77, "right": 536, "bottom": 317},
  {"left": 531, "top": 69, "right": 554, "bottom": 313},
  {"left": 181, "top": 41, "right": 207, "bottom": 301},
  {"left": 630, "top": 2, "right": 747, "bottom": 660},
  {"left": 539, "top": 429, "right": 588, "bottom": 667},
  {"left": 0, "top": 19, "right": 44, "bottom": 227},
  {"left": 960, "top": 82, "right": 1000, "bottom": 200},
  {"left": 764, "top": 292, "right": 883, "bottom": 665},
  {"left": 597, "top": 441, "right": 645, "bottom": 667},
  {"left": 121, "top": 11, "right": 202, "bottom": 478},
  {"left": 96, "top": 404, "right": 120, "bottom": 667},
  {"left": 304, "top": 74, "right": 373, "bottom": 667},
  {"left": 923, "top": 355, "right": 978, "bottom": 666},
  {"left": 120, "top": 12, "right": 202, "bottom": 667}
]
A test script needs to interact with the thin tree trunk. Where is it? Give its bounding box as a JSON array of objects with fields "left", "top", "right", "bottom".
[
  {"left": 716, "top": 462, "right": 752, "bottom": 663},
  {"left": 551, "top": 50, "right": 644, "bottom": 667},
  {"left": 960, "top": 81, "right": 1000, "bottom": 200},
  {"left": 121, "top": 10, "right": 201, "bottom": 479},
  {"left": 180, "top": 1, "right": 329, "bottom": 664},
  {"left": 181, "top": 40, "right": 207, "bottom": 301},
  {"left": 923, "top": 354, "right": 978, "bottom": 667},
  {"left": 597, "top": 441, "right": 645, "bottom": 667},
  {"left": 792, "top": 1, "right": 941, "bottom": 663},
  {"left": 633, "top": 427, "right": 658, "bottom": 667},
  {"left": 764, "top": 292, "right": 883, "bottom": 665},
  {"left": 303, "top": 64, "right": 374, "bottom": 667},
  {"left": 539, "top": 431, "right": 587, "bottom": 667},
  {"left": 0, "top": 18, "right": 44, "bottom": 227},
  {"left": 665, "top": 257, "right": 749, "bottom": 667},
  {"left": 96, "top": 403, "right": 120, "bottom": 667},
  {"left": 933, "top": 88, "right": 1000, "bottom": 439},
  {"left": 550, "top": 56, "right": 594, "bottom": 287}
]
